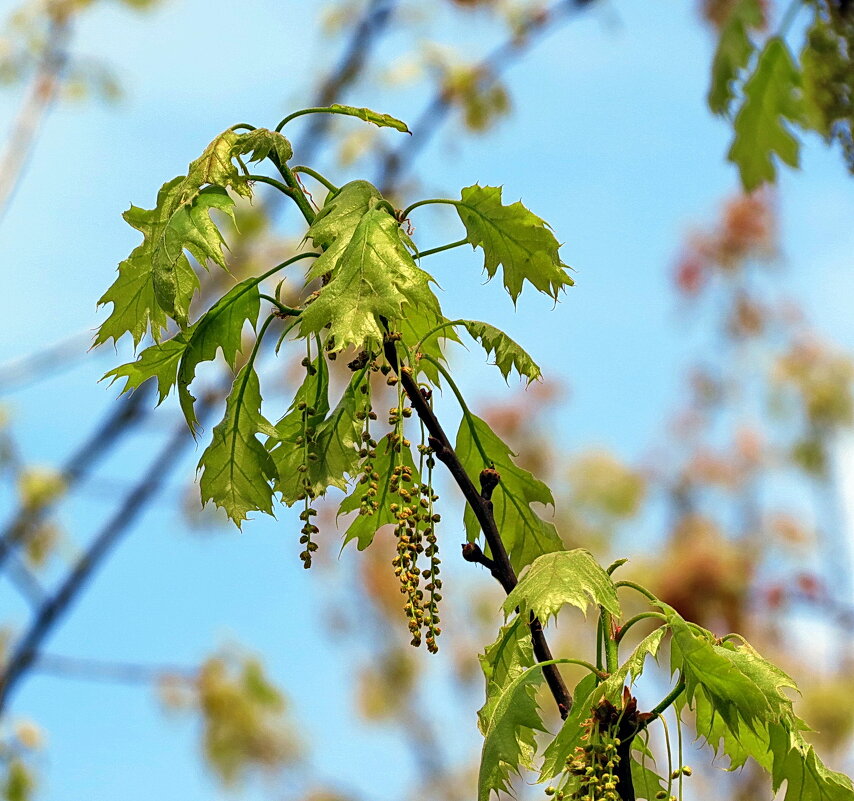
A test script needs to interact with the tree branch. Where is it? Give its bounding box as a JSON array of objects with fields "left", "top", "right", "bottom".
[
  {"left": 376, "top": 0, "right": 586, "bottom": 193},
  {"left": 383, "top": 339, "right": 572, "bottom": 717},
  {"left": 0, "top": 391, "right": 217, "bottom": 714}
]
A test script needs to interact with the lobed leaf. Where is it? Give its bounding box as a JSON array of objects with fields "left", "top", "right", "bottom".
[
  {"left": 102, "top": 329, "right": 192, "bottom": 403},
  {"left": 233, "top": 128, "right": 294, "bottom": 165},
  {"left": 177, "top": 278, "right": 261, "bottom": 433},
  {"left": 728, "top": 37, "right": 804, "bottom": 191},
  {"left": 455, "top": 413, "right": 562, "bottom": 572},
  {"left": 459, "top": 320, "right": 541, "bottom": 383},
  {"left": 455, "top": 184, "right": 573, "bottom": 303},
  {"left": 707, "top": 0, "right": 762, "bottom": 115},
  {"left": 300, "top": 208, "right": 441, "bottom": 353},
  {"left": 503, "top": 549, "right": 620, "bottom": 624},
  {"left": 198, "top": 365, "right": 277, "bottom": 526}
]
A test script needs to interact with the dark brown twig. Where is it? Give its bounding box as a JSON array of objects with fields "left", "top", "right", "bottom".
[{"left": 384, "top": 340, "right": 572, "bottom": 717}]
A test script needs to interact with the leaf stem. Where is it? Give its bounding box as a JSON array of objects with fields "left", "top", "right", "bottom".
[
  {"left": 614, "top": 580, "right": 659, "bottom": 603},
  {"left": 645, "top": 679, "right": 687, "bottom": 724},
  {"left": 420, "top": 353, "right": 490, "bottom": 466},
  {"left": 257, "top": 251, "right": 320, "bottom": 283},
  {"left": 292, "top": 165, "right": 339, "bottom": 193},
  {"left": 615, "top": 612, "right": 667, "bottom": 644},
  {"left": 247, "top": 174, "right": 296, "bottom": 196},
  {"left": 259, "top": 294, "right": 301, "bottom": 316},
  {"left": 601, "top": 608, "right": 619, "bottom": 674},
  {"left": 401, "top": 197, "right": 461, "bottom": 220},
  {"left": 413, "top": 318, "right": 465, "bottom": 354},
  {"left": 230, "top": 123, "right": 256, "bottom": 132},
  {"left": 413, "top": 238, "right": 469, "bottom": 259}
]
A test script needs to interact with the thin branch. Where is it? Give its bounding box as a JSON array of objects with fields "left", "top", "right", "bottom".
[
  {"left": 376, "top": 0, "right": 583, "bottom": 193},
  {"left": 383, "top": 338, "right": 572, "bottom": 717},
  {"left": 32, "top": 653, "right": 197, "bottom": 685},
  {"left": 0, "top": 391, "right": 218, "bottom": 714},
  {"left": 293, "top": 0, "right": 400, "bottom": 162}
]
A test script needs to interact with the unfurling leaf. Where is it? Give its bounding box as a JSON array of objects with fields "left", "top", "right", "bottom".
[
  {"left": 300, "top": 209, "right": 441, "bottom": 352},
  {"left": 503, "top": 549, "right": 621, "bottom": 623},
  {"left": 707, "top": 0, "right": 762, "bottom": 115},
  {"left": 95, "top": 128, "right": 271, "bottom": 345},
  {"left": 456, "top": 413, "right": 562, "bottom": 571},
  {"left": 455, "top": 184, "right": 573, "bottom": 302},
  {"left": 198, "top": 365, "right": 277, "bottom": 526},
  {"left": 177, "top": 279, "right": 261, "bottom": 433},
  {"left": 233, "top": 128, "right": 294, "bottom": 165},
  {"left": 460, "top": 319, "right": 542, "bottom": 383},
  {"left": 323, "top": 104, "right": 410, "bottom": 133},
  {"left": 729, "top": 38, "right": 804, "bottom": 191}
]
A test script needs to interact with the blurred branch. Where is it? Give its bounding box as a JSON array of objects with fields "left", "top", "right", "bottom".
[
  {"left": 376, "top": 0, "right": 584, "bottom": 193},
  {"left": 0, "top": 330, "right": 91, "bottom": 393},
  {"left": 0, "top": 390, "right": 218, "bottom": 714},
  {"left": 0, "top": 13, "right": 70, "bottom": 227},
  {"left": 294, "top": 0, "right": 400, "bottom": 162},
  {"left": 32, "top": 653, "right": 197, "bottom": 685}
]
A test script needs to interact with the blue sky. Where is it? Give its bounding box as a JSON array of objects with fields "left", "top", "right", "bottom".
[{"left": 1, "top": 1, "right": 853, "bottom": 799}]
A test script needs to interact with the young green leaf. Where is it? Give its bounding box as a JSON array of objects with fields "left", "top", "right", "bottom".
[
  {"left": 478, "top": 617, "right": 535, "bottom": 733},
  {"left": 102, "top": 329, "right": 193, "bottom": 403},
  {"left": 338, "top": 435, "right": 421, "bottom": 550},
  {"left": 707, "top": 0, "right": 762, "bottom": 115},
  {"left": 305, "top": 180, "right": 383, "bottom": 279},
  {"left": 397, "top": 311, "right": 460, "bottom": 386},
  {"left": 300, "top": 209, "right": 441, "bottom": 353},
  {"left": 322, "top": 104, "right": 410, "bottom": 133},
  {"left": 455, "top": 184, "right": 573, "bottom": 303},
  {"left": 455, "top": 413, "right": 563, "bottom": 572},
  {"left": 177, "top": 278, "right": 261, "bottom": 433},
  {"left": 268, "top": 352, "right": 331, "bottom": 505},
  {"left": 772, "top": 727, "right": 854, "bottom": 801},
  {"left": 728, "top": 37, "right": 804, "bottom": 191},
  {"left": 459, "top": 320, "right": 541, "bottom": 383},
  {"left": 503, "top": 549, "right": 620, "bottom": 623},
  {"left": 233, "top": 128, "right": 294, "bottom": 165},
  {"left": 198, "top": 365, "right": 277, "bottom": 526},
  {"left": 478, "top": 660, "right": 546, "bottom": 801}
]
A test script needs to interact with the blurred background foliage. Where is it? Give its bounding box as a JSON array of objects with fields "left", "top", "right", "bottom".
[{"left": 0, "top": 0, "right": 852, "bottom": 800}]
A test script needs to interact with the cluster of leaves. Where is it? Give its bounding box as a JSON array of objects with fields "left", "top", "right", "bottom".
[
  {"left": 96, "top": 105, "right": 854, "bottom": 801},
  {"left": 476, "top": 551, "right": 854, "bottom": 801},
  {"left": 709, "top": 0, "right": 853, "bottom": 189}
]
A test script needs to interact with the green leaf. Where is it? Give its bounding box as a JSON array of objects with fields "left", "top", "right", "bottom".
[
  {"left": 337, "top": 434, "right": 420, "bottom": 550},
  {"left": 308, "top": 370, "right": 369, "bottom": 495},
  {"left": 539, "top": 671, "right": 598, "bottom": 781},
  {"left": 198, "top": 365, "right": 277, "bottom": 526},
  {"left": 455, "top": 184, "right": 573, "bottom": 302},
  {"left": 397, "top": 312, "right": 460, "bottom": 386},
  {"left": 177, "top": 278, "right": 261, "bottom": 433},
  {"left": 233, "top": 128, "right": 293, "bottom": 165},
  {"left": 305, "top": 180, "right": 383, "bottom": 279},
  {"left": 539, "top": 627, "right": 665, "bottom": 783},
  {"left": 630, "top": 750, "right": 668, "bottom": 801},
  {"left": 455, "top": 413, "right": 563, "bottom": 572},
  {"left": 665, "top": 605, "right": 797, "bottom": 735},
  {"left": 95, "top": 128, "right": 253, "bottom": 345},
  {"left": 300, "top": 208, "right": 441, "bottom": 353},
  {"left": 102, "top": 329, "right": 192, "bottom": 403},
  {"left": 459, "top": 319, "right": 541, "bottom": 383},
  {"left": 324, "top": 104, "right": 410, "bottom": 133},
  {"left": 773, "top": 728, "right": 854, "bottom": 801},
  {"left": 707, "top": 0, "right": 762, "bottom": 115},
  {"left": 503, "top": 549, "right": 620, "bottom": 623},
  {"left": 478, "top": 660, "right": 546, "bottom": 801},
  {"left": 729, "top": 38, "right": 804, "bottom": 191},
  {"left": 268, "top": 352, "right": 331, "bottom": 505}
]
